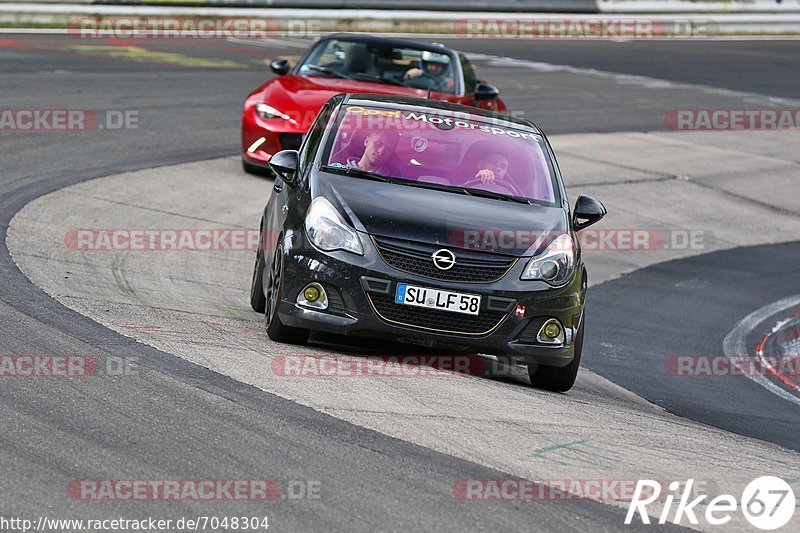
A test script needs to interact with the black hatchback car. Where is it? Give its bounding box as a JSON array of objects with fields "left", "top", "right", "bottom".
[{"left": 250, "top": 94, "right": 606, "bottom": 391}]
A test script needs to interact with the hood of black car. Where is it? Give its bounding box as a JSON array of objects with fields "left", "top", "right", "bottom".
[{"left": 316, "top": 172, "right": 567, "bottom": 257}]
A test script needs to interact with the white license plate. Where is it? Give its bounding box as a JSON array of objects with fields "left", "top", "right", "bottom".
[{"left": 394, "top": 283, "right": 481, "bottom": 316}]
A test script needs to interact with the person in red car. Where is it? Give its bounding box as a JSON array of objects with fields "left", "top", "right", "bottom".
[{"left": 402, "top": 51, "right": 454, "bottom": 92}]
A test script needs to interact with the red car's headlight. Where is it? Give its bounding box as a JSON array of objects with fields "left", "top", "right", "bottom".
[{"left": 255, "top": 103, "right": 296, "bottom": 124}]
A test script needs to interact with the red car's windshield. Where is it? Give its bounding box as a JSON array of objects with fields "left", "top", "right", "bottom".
[
  {"left": 299, "top": 39, "right": 458, "bottom": 94},
  {"left": 323, "top": 105, "right": 558, "bottom": 205}
]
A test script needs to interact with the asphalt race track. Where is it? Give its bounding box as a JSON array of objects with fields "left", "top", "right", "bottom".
[{"left": 1, "top": 34, "right": 799, "bottom": 531}]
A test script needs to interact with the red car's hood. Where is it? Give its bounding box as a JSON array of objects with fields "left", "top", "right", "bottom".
[{"left": 262, "top": 75, "right": 454, "bottom": 125}]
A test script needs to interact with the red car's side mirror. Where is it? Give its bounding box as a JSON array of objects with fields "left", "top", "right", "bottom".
[
  {"left": 473, "top": 82, "right": 500, "bottom": 100},
  {"left": 270, "top": 59, "right": 291, "bottom": 76}
]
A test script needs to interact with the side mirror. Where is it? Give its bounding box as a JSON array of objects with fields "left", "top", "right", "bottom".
[
  {"left": 270, "top": 59, "right": 291, "bottom": 76},
  {"left": 473, "top": 82, "right": 500, "bottom": 101},
  {"left": 573, "top": 195, "right": 607, "bottom": 231},
  {"left": 269, "top": 150, "right": 299, "bottom": 184}
]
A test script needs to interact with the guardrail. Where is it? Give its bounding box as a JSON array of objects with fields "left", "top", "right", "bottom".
[
  {"left": 0, "top": 0, "right": 798, "bottom": 14},
  {"left": 1, "top": 0, "right": 798, "bottom": 34},
  {"left": 92, "top": 0, "right": 600, "bottom": 11}
]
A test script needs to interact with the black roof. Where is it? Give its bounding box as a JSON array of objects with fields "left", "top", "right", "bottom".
[{"left": 341, "top": 93, "right": 541, "bottom": 134}]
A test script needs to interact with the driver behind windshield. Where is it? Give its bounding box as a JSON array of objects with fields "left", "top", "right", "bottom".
[
  {"left": 403, "top": 51, "right": 454, "bottom": 92},
  {"left": 470, "top": 151, "right": 523, "bottom": 197},
  {"left": 475, "top": 153, "right": 510, "bottom": 185},
  {"left": 345, "top": 130, "right": 401, "bottom": 175}
]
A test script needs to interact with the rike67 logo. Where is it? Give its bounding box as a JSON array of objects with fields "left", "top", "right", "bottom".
[{"left": 626, "top": 477, "right": 796, "bottom": 530}]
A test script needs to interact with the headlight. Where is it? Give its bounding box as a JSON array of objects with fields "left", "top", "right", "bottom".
[
  {"left": 255, "top": 103, "right": 295, "bottom": 124},
  {"left": 521, "top": 233, "right": 575, "bottom": 285},
  {"left": 305, "top": 197, "right": 364, "bottom": 255}
]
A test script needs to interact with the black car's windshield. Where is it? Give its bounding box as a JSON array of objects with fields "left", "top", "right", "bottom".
[
  {"left": 297, "top": 39, "right": 458, "bottom": 94},
  {"left": 323, "top": 104, "right": 559, "bottom": 206}
]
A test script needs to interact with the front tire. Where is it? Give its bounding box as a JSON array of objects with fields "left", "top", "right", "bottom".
[
  {"left": 264, "top": 244, "right": 309, "bottom": 344},
  {"left": 528, "top": 314, "right": 584, "bottom": 392}
]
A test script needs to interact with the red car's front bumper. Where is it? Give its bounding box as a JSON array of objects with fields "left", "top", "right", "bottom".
[{"left": 241, "top": 106, "right": 306, "bottom": 169}]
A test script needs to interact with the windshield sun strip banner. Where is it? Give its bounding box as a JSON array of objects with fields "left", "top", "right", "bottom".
[{"left": 343, "top": 105, "right": 542, "bottom": 142}]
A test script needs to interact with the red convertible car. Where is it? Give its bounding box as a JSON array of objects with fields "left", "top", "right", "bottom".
[{"left": 241, "top": 33, "right": 507, "bottom": 174}]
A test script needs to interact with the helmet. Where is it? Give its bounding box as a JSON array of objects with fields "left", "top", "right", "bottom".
[{"left": 419, "top": 50, "right": 451, "bottom": 75}]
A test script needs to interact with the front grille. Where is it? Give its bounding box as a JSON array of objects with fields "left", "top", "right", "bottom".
[
  {"left": 367, "top": 293, "right": 508, "bottom": 336},
  {"left": 278, "top": 133, "right": 303, "bottom": 151},
  {"left": 372, "top": 236, "right": 517, "bottom": 284}
]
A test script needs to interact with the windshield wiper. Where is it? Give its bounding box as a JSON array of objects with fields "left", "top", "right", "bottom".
[
  {"left": 324, "top": 168, "right": 466, "bottom": 195},
  {"left": 322, "top": 167, "right": 541, "bottom": 205},
  {"left": 304, "top": 65, "right": 352, "bottom": 79},
  {"left": 462, "top": 187, "right": 533, "bottom": 205},
  {"left": 413, "top": 182, "right": 531, "bottom": 204},
  {"left": 399, "top": 180, "right": 471, "bottom": 196},
  {"left": 322, "top": 165, "right": 394, "bottom": 183}
]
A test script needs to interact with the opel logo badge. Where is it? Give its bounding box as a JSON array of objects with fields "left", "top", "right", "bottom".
[{"left": 432, "top": 249, "right": 456, "bottom": 271}]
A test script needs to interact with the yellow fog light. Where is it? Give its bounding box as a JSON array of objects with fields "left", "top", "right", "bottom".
[
  {"left": 544, "top": 322, "right": 561, "bottom": 339},
  {"left": 304, "top": 286, "right": 320, "bottom": 302},
  {"left": 536, "top": 319, "right": 565, "bottom": 345},
  {"left": 297, "top": 282, "right": 328, "bottom": 310}
]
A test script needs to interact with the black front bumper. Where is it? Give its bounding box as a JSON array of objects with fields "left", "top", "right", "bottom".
[{"left": 276, "top": 231, "right": 585, "bottom": 368}]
